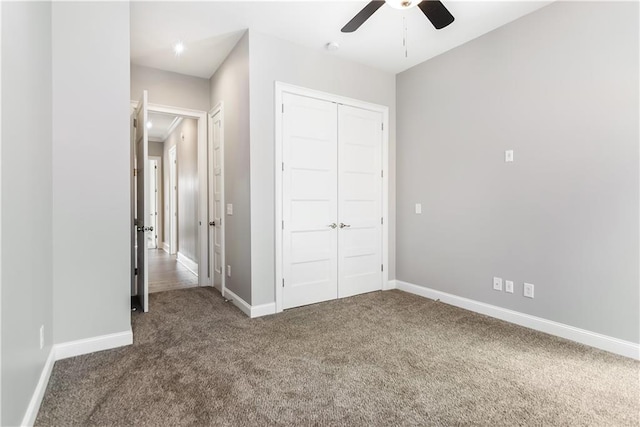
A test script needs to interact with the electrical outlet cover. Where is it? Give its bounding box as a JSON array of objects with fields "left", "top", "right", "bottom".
[
  {"left": 493, "top": 277, "right": 503, "bottom": 291},
  {"left": 505, "top": 280, "right": 514, "bottom": 293},
  {"left": 524, "top": 283, "right": 535, "bottom": 298}
]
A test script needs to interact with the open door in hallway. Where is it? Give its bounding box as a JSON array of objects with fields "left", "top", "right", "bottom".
[
  {"left": 208, "top": 107, "right": 224, "bottom": 291},
  {"left": 134, "top": 90, "right": 151, "bottom": 312}
]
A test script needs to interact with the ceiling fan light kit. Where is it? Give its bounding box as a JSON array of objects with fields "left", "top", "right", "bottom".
[
  {"left": 325, "top": 42, "right": 340, "bottom": 52},
  {"left": 341, "top": 0, "right": 454, "bottom": 33},
  {"left": 385, "top": 0, "right": 421, "bottom": 10}
]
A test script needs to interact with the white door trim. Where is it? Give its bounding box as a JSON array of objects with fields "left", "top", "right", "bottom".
[
  {"left": 131, "top": 101, "right": 208, "bottom": 287},
  {"left": 168, "top": 145, "right": 177, "bottom": 255},
  {"left": 148, "top": 156, "right": 161, "bottom": 249},
  {"left": 274, "top": 82, "right": 390, "bottom": 313},
  {"left": 208, "top": 102, "right": 225, "bottom": 294}
]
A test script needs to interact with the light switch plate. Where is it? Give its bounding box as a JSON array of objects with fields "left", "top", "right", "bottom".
[
  {"left": 505, "top": 150, "right": 514, "bottom": 162},
  {"left": 415, "top": 203, "right": 422, "bottom": 214},
  {"left": 226, "top": 204, "right": 233, "bottom": 215}
]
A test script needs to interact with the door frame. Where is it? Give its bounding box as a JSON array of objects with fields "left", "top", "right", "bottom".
[
  {"left": 148, "top": 156, "right": 161, "bottom": 249},
  {"left": 130, "top": 101, "right": 209, "bottom": 287},
  {"left": 274, "top": 82, "right": 390, "bottom": 314},
  {"left": 168, "top": 145, "right": 177, "bottom": 254},
  {"left": 207, "top": 102, "right": 225, "bottom": 294}
]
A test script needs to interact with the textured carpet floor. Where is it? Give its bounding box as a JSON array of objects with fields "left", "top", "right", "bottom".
[{"left": 36, "top": 288, "right": 639, "bottom": 426}]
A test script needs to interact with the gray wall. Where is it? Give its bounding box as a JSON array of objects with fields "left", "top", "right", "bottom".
[
  {"left": 396, "top": 1, "right": 639, "bottom": 343},
  {"left": 149, "top": 140, "right": 164, "bottom": 157},
  {"left": 209, "top": 32, "right": 252, "bottom": 303},
  {"left": 1, "top": 2, "right": 53, "bottom": 425},
  {"left": 164, "top": 119, "right": 199, "bottom": 263},
  {"left": 52, "top": 2, "right": 131, "bottom": 343},
  {"left": 131, "top": 64, "right": 210, "bottom": 111},
  {"left": 248, "top": 31, "right": 397, "bottom": 306}
]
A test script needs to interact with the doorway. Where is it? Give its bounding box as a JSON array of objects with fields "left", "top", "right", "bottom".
[{"left": 131, "top": 96, "right": 216, "bottom": 311}]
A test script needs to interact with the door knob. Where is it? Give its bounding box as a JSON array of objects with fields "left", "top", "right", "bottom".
[
  {"left": 209, "top": 221, "right": 216, "bottom": 226},
  {"left": 339, "top": 223, "right": 351, "bottom": 229},
  {"left": 328, "top": 223, "right": 338, "bottom": 229}
]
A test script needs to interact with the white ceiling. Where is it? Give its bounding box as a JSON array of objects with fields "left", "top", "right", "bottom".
[
  {"left": 131, "top": 1, "right": 553, "bottom": 79},
  {"left": 147, "top": 112, "right": 181, "bottom": 142}
]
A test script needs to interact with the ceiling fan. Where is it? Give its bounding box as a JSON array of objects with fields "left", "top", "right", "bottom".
[{"left": 341, "top": 0, "right": 455, "bottom": 33}]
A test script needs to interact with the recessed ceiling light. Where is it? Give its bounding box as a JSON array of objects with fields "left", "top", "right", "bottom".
[
  {"left": 325, "top": 42, "right": 340, "bottom": 52},
  {"left": 173, "top": 41, "right": 185, "bottom": 56},
  {"left": 146, "top": 121, "right": 153, "bottom": 129}
]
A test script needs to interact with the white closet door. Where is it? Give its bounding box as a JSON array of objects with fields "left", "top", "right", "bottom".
[
  {"left": 337, "top": 104, "right": 383, "bottom": 298},
  {"left": 282, "top": 93, "right": 338, "bottom": 309}
]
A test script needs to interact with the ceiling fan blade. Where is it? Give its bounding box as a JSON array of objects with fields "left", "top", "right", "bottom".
[
  {"left": 418, "top": 0, "right": 455, "bottom": 30},
  {"left": 341, "top": 1, "right": 385, "bottom": 33}
]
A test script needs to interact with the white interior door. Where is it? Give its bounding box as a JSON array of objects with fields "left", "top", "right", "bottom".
[
  {"left": 135, "top": 91, "right": 150, "bottom": 312},
  {"left": 169, "top": 146, "right": 177, "bottom": 255},
  {"left": 208, "top": 109, "right": 224, "bottom": 290},
  {"left": 282, "top": 93, "right": 338, "bottom": 309},
  {"left": 130, "top": 102, "right": 137, "bottom": 297},
  {"left": 337, "top": 105, "right": 383, "bottom": 298}
]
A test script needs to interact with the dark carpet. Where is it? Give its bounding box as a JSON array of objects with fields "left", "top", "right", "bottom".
[{"left": 35, "top": 288, "right": 639, "bottom": 426}]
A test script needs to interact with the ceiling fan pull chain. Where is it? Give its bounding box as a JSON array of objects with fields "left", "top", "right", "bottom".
[{"left": 403, "top": 16, "right": 408, "bottom": 58}]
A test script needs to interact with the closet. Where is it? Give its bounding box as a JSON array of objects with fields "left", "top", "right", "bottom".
[{"left": 281, "top": 92, "right": 384, "bottom": 310}]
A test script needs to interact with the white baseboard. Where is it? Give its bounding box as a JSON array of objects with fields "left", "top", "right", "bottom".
[
  {"left": 21, "top": 348, "right": 55, "bottom": 427},
  {"left": 162, "top": 242, "right": 170, "bottom": 253},
  {"left": 222, "top": 288, "right": 276, "bottom": 318},
  {"left": 391, "top": 280, "right": 639, "bottom": 360},
  {"left": 176, "top": 252, "right": 198, "bottom": 277},
  {"left": 54, "top": 329, "right": 133, "bottom": 361},
  {"left": 383, "top": 279, "right": 397, "bottom": 290},
  {"left": 21, "top": 329, "right": 133, "bottom": 426},
  {"left": 251, "top": 302, "right": 276, "bottom": 318},
  {"left": 222, "top": 287, "right": 251, "bottom": 317}
]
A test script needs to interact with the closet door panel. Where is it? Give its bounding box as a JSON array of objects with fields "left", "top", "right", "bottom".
[
  {"left": 282, "top": 93, "right": 339, "bottom": 309},
  {"left": 338, "top": 105, "right": 383, "bottom": 298}
]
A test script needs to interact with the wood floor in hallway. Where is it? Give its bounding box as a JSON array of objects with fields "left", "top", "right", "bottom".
[{"left": 148, "top": 249, "right": 198, "bottom": 293}]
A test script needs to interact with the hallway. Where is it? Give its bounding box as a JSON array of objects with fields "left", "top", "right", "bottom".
[{"left": 148, "top": 249, "right": 198, "bottom": 293}]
